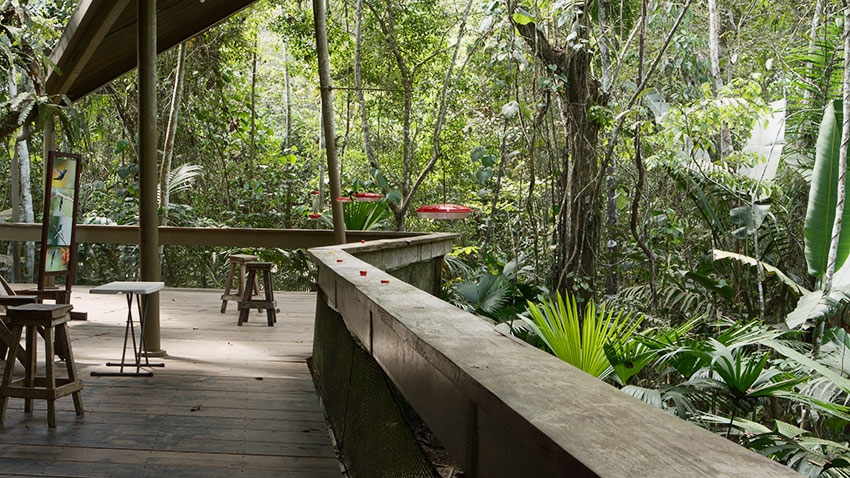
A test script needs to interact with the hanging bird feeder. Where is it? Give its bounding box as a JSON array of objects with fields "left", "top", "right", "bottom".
[
  {"left": 335, "top": 197, "right": 353, "bottom": 203},
  {"left": 415, "top": 203, "right": 472, "bottom": 220},
  {"left": 353, "top": 192, "right": 382, "bottom": 202},
  {"left": 308, "top": 213, "right": 322, "bottom": 219}
]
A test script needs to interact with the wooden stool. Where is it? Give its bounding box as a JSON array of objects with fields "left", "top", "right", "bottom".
[
  {"left": 0, "top": 295, "right": 38, "bottom": 365},
  {"left": 0, "top": 304, "right": 84, "bottom": 428},
  {"left": 238, "top": 262, "right": 277, "bottom": 327},
  {"left": 221, "top": 254, "right": 260, "bottom": 313}
]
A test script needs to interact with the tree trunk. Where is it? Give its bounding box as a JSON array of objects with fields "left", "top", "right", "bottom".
[
  {"left": 354, "top": 0, "right": 378, "bottom": 169},
  {"left": 599, "top": 0, "right": 618, "bottom": 295},
  {"left": 8, "top": 72, "right": 21, "bottom": 282},
  {"left": 708, "top": 0, "right": 732, "bottom": 160},
  {"left": 159, "top": 42, "right": 187, "bottom": 226},
  {"left": 514, "top": 15, "right": 604, "bottom": 297},
  {"left": 7, "top": 68, "right": 34, "bottom": 282},
  {"left": 313, "top": 0, "right": 346, "bottom": 243},
  {"left": 250, "top": 36, "right": 258, "bottom": 176},
  {"left": 283, "top": 42, "right": 292, "bottom": 151},
  {"left": 483, "top": 122, "right": 508, "bottom": 254},
  {"left": 629, "top": 0, "right": 658, "bottom": 314}
]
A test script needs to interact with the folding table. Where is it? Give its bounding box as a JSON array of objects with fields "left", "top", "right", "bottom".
[{"left": 89, "top": 281, "right": 165, "bottom": 377}]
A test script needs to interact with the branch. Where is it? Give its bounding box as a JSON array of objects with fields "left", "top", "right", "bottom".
[
  {"left": 595, "top": 0, "right": 693, "bottom": 197},
  {"left": 398, "top": 0, "right": 474, "bottom": 217}
]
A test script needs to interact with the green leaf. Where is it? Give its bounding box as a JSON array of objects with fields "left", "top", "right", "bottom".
[
  {"left": 711, "top": 249, "right": 810, "bottom": 297},
  {"left": 476, "top": 168, "right": 493, "bottom": 184},
  {"left": 481, "top": 154, "right": 497, "bottom": 167},
  {"left": 501, "top": 101, "right": 520, "bottom": 118},
  {"left": 785, "top": 286, "right": 850, "bottom": 329},
  {"left": 804, "top": 100, "right": 850, "bottom": 277},
  {"left": 386, "top": 189, "right": 402, "bottom": 205},
  {"left": 375, "top": 170, "right": 388, "bottom": 190},
  {"left": 511, "top": 7, "right": 534, "bottom": 25},
  {"left": 729, "top": 203, "right": 770, "bottom": 238},
  {"left": 470, "top": 146, "right": 486, "bottom": 162},
  {"left": 684, "top": 270, "right": 736, "bottom": 302},
  {"left": 523, "top": 292, "right": 640, "bottom": 380},
  {"left": 762, "top": 339, "right": 850, "bottom": 394}
]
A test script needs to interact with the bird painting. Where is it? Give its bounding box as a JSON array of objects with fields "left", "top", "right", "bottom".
[
  {"left": 54, "top": 168, "right": 68, "bottom": 181},
  {"left": 50, "top": 222, "right": 66, "bottom": 244}
]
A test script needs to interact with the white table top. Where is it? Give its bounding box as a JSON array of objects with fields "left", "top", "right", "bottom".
[{"left": 90, "top": 281, "right": 165, "bottom": 295}]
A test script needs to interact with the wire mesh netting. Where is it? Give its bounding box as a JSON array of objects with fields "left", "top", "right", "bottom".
[{"left": 313, "top": 297, "right": 437, "bottom": 478}]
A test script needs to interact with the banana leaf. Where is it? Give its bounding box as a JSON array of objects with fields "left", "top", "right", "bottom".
[{"left": 804, "top": 100, "right": 850, "bottom": 277}]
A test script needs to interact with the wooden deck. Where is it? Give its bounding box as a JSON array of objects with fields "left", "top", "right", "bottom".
[{"left": 0, "top": 287, "right": 341, "bottom": 477}]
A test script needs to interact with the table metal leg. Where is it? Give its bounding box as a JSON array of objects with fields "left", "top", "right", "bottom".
[{"left": 91, "top": 292, "right": 163, "bottom": 377}]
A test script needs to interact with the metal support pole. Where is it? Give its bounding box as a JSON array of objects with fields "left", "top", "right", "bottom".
[
  {"left": 313, "top": 0, "right": 346, "bottom": 244},
  {"left": 138, "top": 0, "right": 163, "bottom": 355}
]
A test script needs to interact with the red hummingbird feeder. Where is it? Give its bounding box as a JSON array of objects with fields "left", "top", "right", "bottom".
[
  {"left": 353, "top": 192, "right": 382, "bottom": 202},
  {"left": 415, "top": 203, "right": 472, "bottom": 220}
]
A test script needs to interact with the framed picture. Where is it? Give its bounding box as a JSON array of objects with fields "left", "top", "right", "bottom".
[{"left": 38, "top": 151, "right": 82, "bottom": 292}]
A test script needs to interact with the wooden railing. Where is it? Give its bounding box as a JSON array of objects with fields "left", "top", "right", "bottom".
[
  {"left": 309, "top": 234, "right": 798, "bottom": 478},
  {"left": 0, "top": 223, "right": 423, "bottom": 248}
]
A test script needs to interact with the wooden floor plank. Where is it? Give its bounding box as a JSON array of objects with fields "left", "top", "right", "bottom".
[
  {"left": 0, "top": 288, "right": 340, "bottom": 477},
  {"left": 0, "top": 444, "right": 341, "bottom": 471}
]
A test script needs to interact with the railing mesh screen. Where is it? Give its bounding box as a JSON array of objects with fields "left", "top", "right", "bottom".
[{"left": 312, "top": 294, "right": 437, "bottom": 478}]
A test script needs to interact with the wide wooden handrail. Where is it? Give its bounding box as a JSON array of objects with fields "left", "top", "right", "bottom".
[
  {"left": 309, "top": 234, "right": 797, "bottom": 478},
  {"left": 0, "top": 222, "right": 423, "bottom": 248}
]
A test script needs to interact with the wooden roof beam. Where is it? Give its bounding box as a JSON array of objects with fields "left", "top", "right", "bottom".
[{"left": 45, "top": 0, "right": 131, "bottom": 97}]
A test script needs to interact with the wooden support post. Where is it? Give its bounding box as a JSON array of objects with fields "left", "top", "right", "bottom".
[
  {"left": 42, "top": 116, "right": 56, "bottom": 288},
  {"left": 313, "top": 0, "right": 346, "bottom": 245},
  {"left": 138, "top": 0, "right": 163, "bottom": 355}
]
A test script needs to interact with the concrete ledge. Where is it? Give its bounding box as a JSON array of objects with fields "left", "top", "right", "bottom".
[{"left": 308, "top": 235, "right": 797, "bottom": 478}]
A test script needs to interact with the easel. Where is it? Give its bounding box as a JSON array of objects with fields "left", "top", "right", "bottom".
[{"left": 18, "top": 151, "right": 86, "bottom": 321}]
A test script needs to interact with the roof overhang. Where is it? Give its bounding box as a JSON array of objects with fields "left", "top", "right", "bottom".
[{"left": 46, "top": 0, "right": 258, "bottom": 102}]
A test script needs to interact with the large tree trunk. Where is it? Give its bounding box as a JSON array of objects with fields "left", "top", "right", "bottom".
[
  {"left": 7, "top": 69, "right": 34, "bottom": 282},
  {"left": 514, "top": 16, "right": 604, "bottom": 297},
  {"left": 159, "top": 42, "right": 187, "bottom": 226},
  {"left": 8, "top": 73, "right": 21, "bottom": 282}
]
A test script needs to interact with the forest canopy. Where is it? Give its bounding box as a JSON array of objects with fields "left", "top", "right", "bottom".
[{"left": 4, "top": 0, "right": 850, "bottom": 474}]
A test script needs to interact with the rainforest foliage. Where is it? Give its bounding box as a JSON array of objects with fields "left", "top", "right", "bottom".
[{"left": 4, "top": 0, "right": 850, "bottom": 474}]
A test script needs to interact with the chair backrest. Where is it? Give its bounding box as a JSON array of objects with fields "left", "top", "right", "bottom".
[{"left": 0, "top": 274, "right": 15, "bottom": 296}]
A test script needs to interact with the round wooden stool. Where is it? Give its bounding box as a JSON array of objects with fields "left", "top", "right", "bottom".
[
  {"left": 220, "top": 254, "right": 260, "bottom": 313},
  {"left": 0, "top": 303, "right": 84, "bottom": 428},
  {"left": 238, "top": 262, "right": 278, "bottom": 327}
]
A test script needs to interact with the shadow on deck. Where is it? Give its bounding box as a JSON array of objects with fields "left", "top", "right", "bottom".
[{"left": 0, "top": 287, "right": 341, "bottom": 477}]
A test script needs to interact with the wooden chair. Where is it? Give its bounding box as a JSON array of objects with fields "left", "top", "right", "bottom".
[
  {"left": 220, "top": 254, "right": 260, "bottom": 313},
  {"left": 0, "top": 274, "right": 36, "bottom": 366},
  {"left": 237, "top": 262, "right": 278, "bottom": 327},
  {"left": 4, "top": 275, "right": 86, "bottom": 321},
  {"left": 0, "top": 303, "right": 84, "bottom": 428}
]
